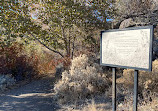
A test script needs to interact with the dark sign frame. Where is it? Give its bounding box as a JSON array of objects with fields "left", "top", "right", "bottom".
[{"left": 100, "top": 26, "right": 153, "bottom": 71}]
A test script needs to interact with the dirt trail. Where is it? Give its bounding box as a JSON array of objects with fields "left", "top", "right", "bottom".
[{"left": 0, "top": 76, "right": 60, "bottom": 111}]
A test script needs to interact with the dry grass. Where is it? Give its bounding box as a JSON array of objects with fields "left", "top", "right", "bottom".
[
  {"left": 117, "top": 90, "right": 158, "bottom": 111},
  {"left": 58, "top": 91, "right": 158, "bottom": 111},
  {"left": 82, "top": 100, "right": 112, "bottom": 111},
  {"left": 57, "top": 98, "right": 111, "bottom": 111},
  {"left": 116, "top": 59, "right": 158, "bottom": 111},
  {"left": 53, "top": 54, "right": 158, "bottom": 110},
  {"left": 120, "top": 59, "right": 158, "bottom": 93}
]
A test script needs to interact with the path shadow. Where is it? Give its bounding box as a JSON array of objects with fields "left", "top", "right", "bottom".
[{"left": 0, "top": 76, "right": 61, "bottom": 111}]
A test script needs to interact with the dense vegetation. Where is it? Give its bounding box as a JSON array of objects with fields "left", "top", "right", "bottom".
[{"left": 0, "top": 0, "right": 158, "bottom": 110}]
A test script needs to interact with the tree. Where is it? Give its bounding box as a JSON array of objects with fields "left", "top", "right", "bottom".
[{"left": 0, "top": 0, "right": 116, "bottom": 58}]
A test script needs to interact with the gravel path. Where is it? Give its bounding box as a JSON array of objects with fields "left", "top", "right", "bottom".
[{"left": 0, "top": 76, "right": 60, "bottom": 111}]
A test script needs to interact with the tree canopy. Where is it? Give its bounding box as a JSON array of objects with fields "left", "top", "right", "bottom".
[{"left": 0, "top": 0, "right": 116, "bottom": 58}]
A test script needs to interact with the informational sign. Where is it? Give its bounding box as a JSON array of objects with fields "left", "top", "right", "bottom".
[{"left": 100, "top": 26, "right": 153, "bottom": 71}]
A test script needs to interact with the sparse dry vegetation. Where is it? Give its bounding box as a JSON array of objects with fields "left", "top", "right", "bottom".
[
  {"left": 0, "top": 42, "right": 38, "bottom": 81},
  {"left": 117, "top": 90, "right": 158, "bottom": 111},
  {"left": 55, "top": 56, "right": 158, "bottom": 110},
  {"left": 0, "top": 0, "right": 158, "bottom": 110},
  {"left": 0, "top": 41, "right": 57, "bottom": 82},
  {"left": 54, "top": 54, "right": 110, "bottom": 104},
  {"left": 122, "top": 59, "right": 158, "bottom": 93}
]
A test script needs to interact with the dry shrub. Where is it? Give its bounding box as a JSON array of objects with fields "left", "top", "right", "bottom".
[
  {"left": 0, "top": 40, "right": 60, "bottom": 81},
  {"left": 139, "top": 91, "right": 158, "bottom": 110},
  {"left": 0, "top": 42, "right": 45, "bottom": 81},
  {"left": 37, "top": 53, "right": 56, "bottom": 76},
  {"left": 23, "top": 41, "right": 56, "bottom": 76},
  {"left": 122, "top": 59, "right": 158, "bottom": 92},
  {"left": 24, "top": 41, "right": 58, "bottom": 77},
  {"left": 82, "top": 100, "right": 108, "bottom": 111},
  {"left": 117, "top": 91, "right": 158, "bottom": 111},
  {"left": 0, "top": 42, "right": 37, "bottom": 81},
  {"left": 37, "top": 54, "right": 71, "bottom": 77},
  {"left": 73, "top": 49, "right": 96, "bottom": 60},
  {"left": 54, "top": 54, "right": 110, "bottom": 103},
  {"left": 62, "top": 56, "right": 71, "bottom": 70},
  {"left": 55, "top": 56, "right": 72, "bottom": 70},
  {"left": 122, "top": 69, "right": 135, "bottom": 89}
]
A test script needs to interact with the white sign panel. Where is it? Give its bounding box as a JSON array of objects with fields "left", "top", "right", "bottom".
[{"left": 100, "top": 26, "right": 153, "bottom": 71}]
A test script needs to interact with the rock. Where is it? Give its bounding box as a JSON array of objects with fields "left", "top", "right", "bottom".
[
  {"left": 153, "top": 40, "right": 158, "bottom": 60},
  {"left": 119, "top": 18, "right": 135, "bottom": 29}
]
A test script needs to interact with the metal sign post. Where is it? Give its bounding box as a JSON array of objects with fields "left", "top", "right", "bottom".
[
  {"left": 100, "top": 26, "right": 153, "bottom": 111},
  {"left": 133, "top": 70, "right": 138, "bottom": 111},
  {"left": 112, "top": 68, "right": 116, "bottom": 111}
]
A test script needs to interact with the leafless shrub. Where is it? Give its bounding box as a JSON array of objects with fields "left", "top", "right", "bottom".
[
  {"left": 122, "top": 59, "right": 158, "bottom": 92},
  {"left": 54, "top": 54, "right": 110, "bottom": 104},
  {"left": 117, "top": 90, "right": 158, "bottom": 111}
]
